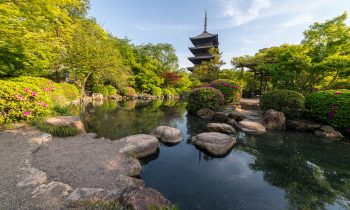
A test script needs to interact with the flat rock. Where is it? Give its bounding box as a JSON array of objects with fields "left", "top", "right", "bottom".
[
  {"left": 152, "top": 126, "right": 183, "bottom": 144},
  {"left": 46, "top": 116, "right": 85, "bottom": 134},
  {"left": 207, "top": 123, "right": 235, "bottom": 134},
  {"left": 118, "top": 134, "right": 160, "bottom": 158},
  {"left": 228, "top": 112, "right": 247, "bottom": 122},
  {"left": 286, "top": 120, "right": 322, "bottom": 131},
  {"left": 212, "top": 112, "right": 230, "bottom": 123},
  {"left": 314, "top": 126, "right": 343, "bottom": 139},
  {"left": 238, "top": 120, "right": 266, "bottom": 135},
  {"left": 191, "top": 132, "right": 236, "bottom": 156},
  {"left": 120, "top": 186, "right": 171, "bottom": 210},
  {"left": 196, "top": 108, "right": 215, "bottom": 119},
  {"left": 262, "top": 109, "right": 286, "bottom": 130}
]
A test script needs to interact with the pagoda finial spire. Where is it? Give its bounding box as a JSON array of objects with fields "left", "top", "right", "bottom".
[{"left": 204, "top": 10, "right": 207, "bottom": 32}]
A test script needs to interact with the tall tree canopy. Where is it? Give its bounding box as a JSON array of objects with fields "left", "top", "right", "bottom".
[{"left": 232, "top": 12, "right": 350, "bottom": 94}]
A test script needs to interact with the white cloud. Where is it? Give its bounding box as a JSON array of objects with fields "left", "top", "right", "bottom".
[
  {"left": 282, "top": 13, "right": 314, "bottom": 28},
  {"left": 219, "top": 0, "right": 272, "bottom": 26}
]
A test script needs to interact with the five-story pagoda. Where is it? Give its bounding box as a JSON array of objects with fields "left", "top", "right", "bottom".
[{"left": 187, "top": 11, "right": 219, "bottom": 71}]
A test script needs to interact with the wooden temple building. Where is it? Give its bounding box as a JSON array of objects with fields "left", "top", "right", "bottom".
[{"left": 187, "top": 12, "right": 219, "bottom": 71}]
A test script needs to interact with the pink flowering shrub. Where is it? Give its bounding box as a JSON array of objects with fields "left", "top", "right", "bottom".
[
  {"left": 187, "top": 87, "right": 224, "bottom": 114},
  {"left": 10, "top": 76, "right": 79, "bottom": 106},
  {"left": 305, "top": 89, "right": 350, "bottom": 131},
  {"left": 0, "top": 80, "right": 52, "bottom": 123},
  {"left": 209, "top": 79, "right": 241, "bottom": 103}
]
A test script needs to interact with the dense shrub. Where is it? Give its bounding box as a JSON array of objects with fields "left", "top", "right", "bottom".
[
  {"left": 305, "top": 89, "right": 350, "bottom": 130},
  {"left": 0, "top": 80, "right": 52, "bottom": 123},
  {"left": 11, "top": 76, "right": 69, "bottom": 107},
  {"left": 120, "top": 86, "right": 137, "bottom": 97},
  {"left": 92, "top": 85, "right": 109, "bottom": 97},
  {"left": 209, "top": 79, "right": 241, "bottom": 103},
  {"left": 187, "top": 87, "right": 224, "bottom": 114},
  {"left": 58, "top": 82, "right": 80, "bottom": 101},
  {"left": 151, "top": 86, "right": 162, "bottom": 96},
  {"left": 106, "top": 85, "right": 117, "bottom": 96},
  {"left": 163, "top": 89, "right": 172, "bottom": 96},
  {"left": 260, "top": 90, "right": 305, "bottom": 117}
]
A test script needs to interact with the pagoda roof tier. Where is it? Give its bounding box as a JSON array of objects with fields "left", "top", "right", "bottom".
[
  {"left": 190, "top": 32, "right": 218, "bottom": 40},
  {"left": 190, "top": 33, "right": 219, "bottom": 46},
  {"left": 188, "top": 55, "right": 215, "bottom": 65},
  {"left": 189, "top": 45, "right": 218, "bottom": 54}
]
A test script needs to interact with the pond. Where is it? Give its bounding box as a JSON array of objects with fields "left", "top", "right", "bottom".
[{"left": 81, "top": 100, "right": 350, "bottom": 210}]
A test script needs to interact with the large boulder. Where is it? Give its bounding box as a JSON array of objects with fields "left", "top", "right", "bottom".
[
  {"left": 191, "top": 132, "right": 236, "bottom": 156},
  {"left": 196, "top": 108, "right": 215, "bottom": 119},
  {"left": 207, "top": 123, "right": 235, "bottom": 134},
  {"left": 262, "top": 109, "right": 286, "bottom": 130},
  {"left": 118, "top": 134, "right": 159, "bottom": 158},
  {"left": 314, "top": 126, "right": 343, "bottom": 139},
  {"left": 286, "top": 120, "right": 322, "bottom": 132},
  {"left": 46, "top": 116, "right": 86, "bottom": 134},
  {"left": 238, "top": 120, "right": 266, "bottom": 135},
  {"left": 92, "top": 93, "right": 104, "bottom": 101},
  {"left": 120, "top": 186, "right": 171, "bottom": 210},
  {"left": 151, "top": 126, "right": 183, "bottom": 144},
  {"left": 212, "top": 112, "right": 230, "bottom": 123}
]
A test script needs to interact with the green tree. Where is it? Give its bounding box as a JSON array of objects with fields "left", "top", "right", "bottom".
[
  {"left": 64, "top": 20, "right": 130, "bottom": 97},
  {"left": 193, "top": 48, "right": 225, "bottom": 83},
  {"left": 0, "top": 0, "right": 88, "bottom": 78}
]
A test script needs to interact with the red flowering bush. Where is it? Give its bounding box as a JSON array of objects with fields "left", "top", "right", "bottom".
[
  {"left": 305, "top": 89, "right": 350, "bottom": 130},
  {"left": 209, "top": 79, "right": 241, "bottom": 103},
  {"left": 0, "top": 80, "right": 52, "bottom": 123},
  {"left": 187, "top": 87, "right": 224, "bottom": 114}
]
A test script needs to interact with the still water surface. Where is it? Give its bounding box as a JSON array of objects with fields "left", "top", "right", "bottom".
[{"left": 82, "top": 100, "right": 350, "bottom": 210}]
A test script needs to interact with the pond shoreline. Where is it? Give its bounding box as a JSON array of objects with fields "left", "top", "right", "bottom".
[{"left": 0, "top": 126, "right": 172, "bottom": 210}]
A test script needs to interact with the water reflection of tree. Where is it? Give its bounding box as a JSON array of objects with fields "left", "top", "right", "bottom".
[
  {"left": 239, "top": 131, "right": 350, "bottom": 210},
  {"left": 81, "top": 100, "right": 187, "bottom": 140}
]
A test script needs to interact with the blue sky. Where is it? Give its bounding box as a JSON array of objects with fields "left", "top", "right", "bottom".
[{"left": 88, "top": 0, "right": 350, "bottom": 69}]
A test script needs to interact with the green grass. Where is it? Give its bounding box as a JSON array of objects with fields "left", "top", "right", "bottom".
[{"left": 29, "top": 117, "right": 80, "bottom": 137}]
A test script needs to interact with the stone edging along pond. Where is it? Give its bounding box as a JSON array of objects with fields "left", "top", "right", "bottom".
[{"left": 0, "top": 124, "right": 184, "bottom": 210}]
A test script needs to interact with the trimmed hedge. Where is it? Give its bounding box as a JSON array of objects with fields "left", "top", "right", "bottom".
[
  {"left": 209, "top": 79, "right": 241, "bottom": 103},
  {"left": 187, "top": 87, "right": 224, "bottom": 114},
  {"left": 260, "top": 90, "right": 305, "bottom": 117},
  {"left": 305, "top": 89, "right": 350, "bottom": 130}
]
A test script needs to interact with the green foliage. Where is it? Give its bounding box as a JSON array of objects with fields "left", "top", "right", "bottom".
[
  {"left": 209, "top": 79, "right": 241, "bottom": 103},
  {"left": 0, "top": 80, "right": 52, "bottom": 123},
  {"left": 193, "top": 48, "right": 225, "bottom": 83},
  {"left": 106, "top": 85, "right": 117, "bottom": 96},
  {"left": 0, "top": 0, "right": 88, "bottom": 77},
  {"left": 58, "top": 82, "right": 80, "bottom": 101},
  {"left": 305, "top": 90, "right": 350, "bottom": 129},
  {"left": 151, "top": 86, "right": 162, "bottom": 96},
  {"left": 92, "top": 86, "right": 109, "bottom": 97},
  {"left": 187, "top": 87, "right": 224, "bottom": 114},
  {"left": 232, "top": 12, "right": 350, "bottom": 94},
  {"left": 65, "top": 19, "right": 131, "bottom": 97},
  {"left": 120, "top": 87, "right": 137, "bottom": 97},
  {"left": 260, "top": 90, "right": 305, "bottom": 117},
  {"left": 30, "top": 117, "right": 79, "bottom": 137},
  {"left": 11, "top": 76, "right": 69, "bottom": 107}
]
